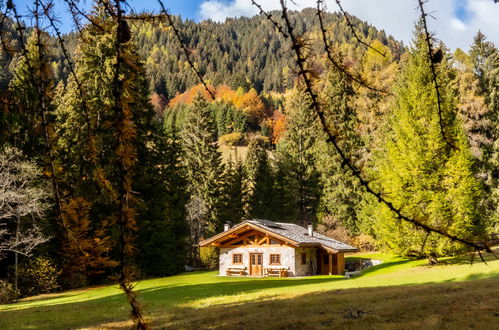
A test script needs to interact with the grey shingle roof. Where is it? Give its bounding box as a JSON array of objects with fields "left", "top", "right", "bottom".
[{"left": 247, "top": 219, "right": 357, "bottom": 252}]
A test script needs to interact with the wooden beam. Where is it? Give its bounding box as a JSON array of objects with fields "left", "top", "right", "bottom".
[
  {"left": 328, "top": 253, "right": 333, "bottom": 275},
  {"left": 200, "top": 221, "right": 300, "bottom": 247},
  {"left": 337, "top": 253, "right": 344, "bottom": 275},
  {"left": 257, "top": 236, "right": 268, "bottom": 245},
  {"left": 222, "top": 230, "right": 259, "bottom": 246},
  {"left": 212, "top": 242, "right": 221, "bottom": 247}
]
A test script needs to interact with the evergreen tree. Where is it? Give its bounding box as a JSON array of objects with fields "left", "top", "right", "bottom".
[
  {"left": 223, "top": 159, "right": 245, "bottom": 224},
  {"left": 181, "top": 93, "right": 226, "bottom": 234},
  {"left": 54, "top": 4, "right": 179, "bottom": 284},
  {"left": 8, "top": 30, "right": 55, "bottom": 158},
  {"left": 454, "top": 49, "right": 494, "bottom": 232},
  {"left": 371, "top": 27, "right": 484, "bottom": 257},
  {"left": 316, "top": 69, "right": 364, "bottom": 235},
  {"left": 469, "top": 32, "right": 499, "bottom": 228},
  {"left": 136, "top": 128, "right": 188, "bottom": 276},
  {"left": 275, "top": 88, "right": 321, "bottom": 225},
  {"left": 243, "top": 137, "right": 274, "bottom": 219}
]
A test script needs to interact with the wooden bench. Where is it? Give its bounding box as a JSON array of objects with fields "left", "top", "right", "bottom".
[
  {"left": 226, "top": 267, "right": 245, "bottom": 276},
  {"left": 264, "top": 267, "right": 288, "bottom": 277}
]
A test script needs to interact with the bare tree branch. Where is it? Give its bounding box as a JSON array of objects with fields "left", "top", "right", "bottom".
[
  {"left": 417, "top": 0, "right": 457, "bottom": 150},
  {"left": 316, "top": 0, "right": 389, "bottom": 94},
  {"left": 250, "top": 0, "right": 288, "bottom": 38},
  {"left": 277, "top": 0, "right": 491, "bottom": 256},
  {"left": 0, "top": 147, "right": 50, "bottom": 260},
  {"left": 110, "top": 1, "right": 147, "bottom": 328},
  {"left": 334, "top": 0, "right": 386, "bottom": 57}
]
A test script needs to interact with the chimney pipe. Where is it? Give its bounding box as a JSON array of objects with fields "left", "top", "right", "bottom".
[
  {"left": 308, "top": 223, "right": 313, "bottom": 237},
  {"left": 224, "top": 222, "right": 231, "bottom": 232}
]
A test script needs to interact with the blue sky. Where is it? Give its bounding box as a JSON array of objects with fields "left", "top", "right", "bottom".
[
  {"left": 9, "top": 0, "right": 202, "bottom": 29},
  {"left": 6, "top": 0, "right": 499, "bottom": 50}
]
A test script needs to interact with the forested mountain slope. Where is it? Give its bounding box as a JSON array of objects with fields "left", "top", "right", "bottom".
[{"left": 134, "top": 9, "right": 403, "bottom": 98}]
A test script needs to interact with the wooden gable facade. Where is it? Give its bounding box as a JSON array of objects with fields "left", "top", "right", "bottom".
[{"left": 199, "top": 221, "right": 353, "bottom": 277}]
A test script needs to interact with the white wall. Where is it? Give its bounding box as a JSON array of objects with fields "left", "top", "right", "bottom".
[{"left": 219, "top": 245, "right": 296, "bottom": 276}]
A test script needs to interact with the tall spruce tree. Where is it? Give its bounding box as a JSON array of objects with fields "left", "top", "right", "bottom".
[
  {"left": 243, "top": 137, "right": 274, "bottom": 219},
  {"left": 317, "top": 69, "right": 364, "bottom": 235},
  {"left": 136, "top": 127, "right": 189, "bottom": 276},
  {"left": 469, "top": 32, "right": 499, "bottom": 228},
  {"left": 275, "top": 88, "right": 321, "bottom": 225},
  {"left": 371, "top": 26, "right": 484, "bottom": 257},
  {"left": 54, "top": 4, "right": 181, "bottom": 284},
  {"left": 454, "top": 48, "right": 496, "bottom": 234},
  {"left": 8, "top": 30, "right": 55, "bottom": 159},
  {"left": 181, "top": 93, "right": 226, "bottom": 235},
  {"left": 223, "top": 158, "right": 245, "bottom": 224}
]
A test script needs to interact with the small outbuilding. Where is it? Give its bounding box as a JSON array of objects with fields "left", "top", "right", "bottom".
[{"left": 199, "top": 219, "right": 357, "bottom": 277}]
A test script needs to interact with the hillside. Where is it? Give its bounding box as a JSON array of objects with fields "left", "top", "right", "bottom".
[
  {"left": 1, "top": 248, "right": 497, "bottom": 329},
  {"left": 135, "top": 9, "right": 403, "bottom": 98},
  {"left": 0, "top": 9, "right": 403, "bottom": 100}
]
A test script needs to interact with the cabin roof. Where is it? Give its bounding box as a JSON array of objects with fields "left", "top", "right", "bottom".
[{"left": 199, "top": 219, "right": 357, "bottom": 252}]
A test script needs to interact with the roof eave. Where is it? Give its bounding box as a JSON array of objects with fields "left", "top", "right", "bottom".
[{"left": 199, "top": 221, "right": 301, "bottom": 247}]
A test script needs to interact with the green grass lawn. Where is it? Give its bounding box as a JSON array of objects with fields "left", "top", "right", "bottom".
[{"left": 1, "top": 249, "right": 498, "bottom": 329}]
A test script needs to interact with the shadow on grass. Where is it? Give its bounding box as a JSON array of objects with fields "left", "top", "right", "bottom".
[
  {"left": 2, "top": 250, "right": 498, "bottom": 329},
  {"left": 355, "top": 258, "right": 413, "bottom": 276},
  {"left": 159, "top": 276, "right": 499, "bottom": 330},
  {"left": 0, "top": 274, "right": 344, "bottom": 329},
  {"left": 137, "top": 275, "right": 344, "bottom": 305},
  {"left": 425, "top": 246, "right": 499, "bottom": 266}
]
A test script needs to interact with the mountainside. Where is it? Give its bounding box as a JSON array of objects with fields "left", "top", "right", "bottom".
[
  {"left": 1, "top": 9, "right": 403, "bottom": 102},
  {"left": 133, "top": 9, "right": 403, "bottom": 99}
]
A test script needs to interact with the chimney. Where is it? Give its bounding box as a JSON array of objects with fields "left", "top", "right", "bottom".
[
  {"left": 308, "top": 223, "right": 313, "bottom": 237},
  {"left": 224, "top": 222, "right": 231, "bottom": 232}
]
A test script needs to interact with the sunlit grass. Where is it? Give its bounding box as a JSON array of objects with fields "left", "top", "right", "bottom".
[{"left": 1, "top": 249, "right": 498, "bottom": 329}]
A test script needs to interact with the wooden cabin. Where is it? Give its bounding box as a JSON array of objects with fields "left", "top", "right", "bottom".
[{"left": 199, "top": 219, "right": 357, "bottom": 277}]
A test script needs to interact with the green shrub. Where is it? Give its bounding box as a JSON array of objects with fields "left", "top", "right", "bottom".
[
  {"left": 0, "top": 280, "right": 18, "bottom": 303},
  {"left": 199, "top": 247, "right": 219, "bottom": 270},
  {"left": 17, "top": 257, "right": 61, "bottom": 297},
  {"left": 219, "top": 132, "right": 244, "bottom": 146}
]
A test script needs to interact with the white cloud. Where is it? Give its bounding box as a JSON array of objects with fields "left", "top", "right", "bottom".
[
  {"left": 451, "top": 18, "right": 467, "bottom": 31},
  {"left": 198, "top": 0, "right": 499, "bottom": 50}
]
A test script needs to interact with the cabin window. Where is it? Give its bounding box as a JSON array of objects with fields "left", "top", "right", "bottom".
[
  {"left": 232, "top": 254, "right": 242, "bottom": 264},
  {"left": 270, "top": 254, "right": 281, "bottom": 265},
  {"left": 301, "top": 252, "right": 307, "bottom": 265}
]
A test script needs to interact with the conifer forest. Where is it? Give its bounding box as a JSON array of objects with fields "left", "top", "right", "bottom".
[{"left": 0, "top": 0, "right": 497, "bottom": 328}]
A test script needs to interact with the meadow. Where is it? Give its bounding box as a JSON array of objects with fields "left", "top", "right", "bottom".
[{"left": 1, "top": 250, "right": 498, "bottom": 329}]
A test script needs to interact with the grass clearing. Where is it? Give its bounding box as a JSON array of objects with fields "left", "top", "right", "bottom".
[{"left": 1, "top": 249, "right": 498, "bottom": 329}]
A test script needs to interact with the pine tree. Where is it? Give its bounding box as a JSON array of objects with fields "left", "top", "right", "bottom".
[
  {"left": 454, "top": 49, "right": 494, "bottom": 232},
  {"left": 371, "top": 26, "right": 484, "bottom": 257},
  {"left": 136, "top": 127, "right": 188, "bottom": 276},
  {"left": 275, "top": 88, "right": 321, "bottom": 225},
  {"left": 8, "top": 30, "right": 55, "bottom": 158},
  {"left": 243, "top": 137, "right": 274, "bottom": 219},
  {"left": 223, "top": 159, "right": 245, "bottom": 224},
  {"left": 316, "top": 69, "right": 364, "bottom": 235},
  {"left": 54, "top": 4, "right": 174, "bottom": 285},
  {"left": 181, "top": 93, "right": 226, "bottom": 234},
  {"left": 469, "top": 32, "right": 499, "bottom": 229}
]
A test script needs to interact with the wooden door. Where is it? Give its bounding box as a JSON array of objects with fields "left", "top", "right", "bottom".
[{"left": 250, "top": 253, "right": 263, "bottom": 276}]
